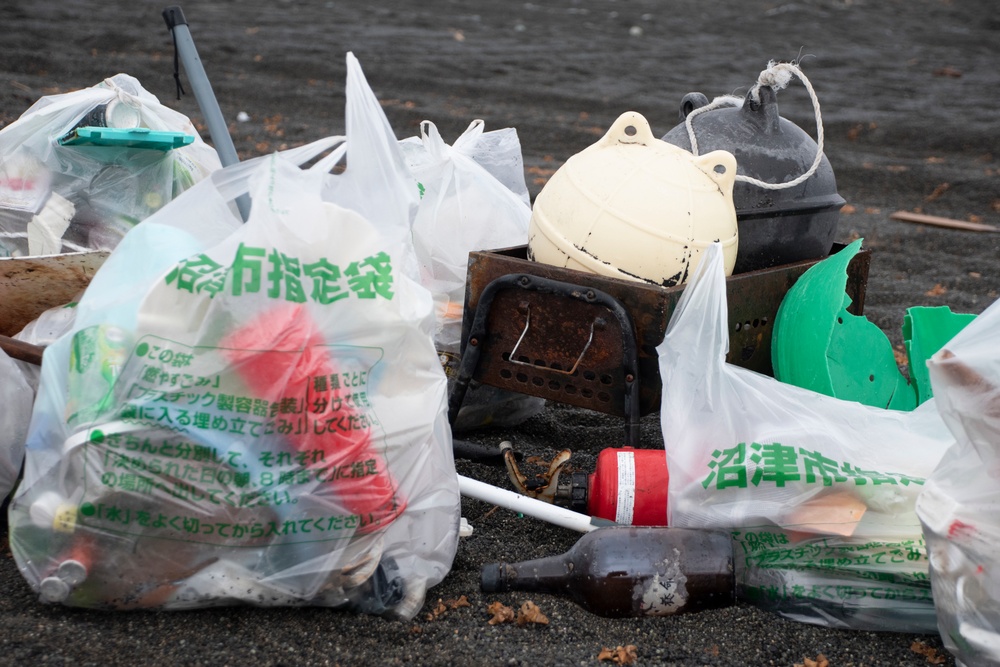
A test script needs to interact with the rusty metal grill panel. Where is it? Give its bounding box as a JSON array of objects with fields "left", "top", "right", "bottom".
[
  {"left": 477, "top": 288, "right": 628, "bottom": 412},
  {"left": 456, "top": 244, "right": 870, "bottom": 420}
]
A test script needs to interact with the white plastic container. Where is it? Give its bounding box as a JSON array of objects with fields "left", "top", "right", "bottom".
[{"left": 528, "top": 111, "right": 738, "bottom": 286}]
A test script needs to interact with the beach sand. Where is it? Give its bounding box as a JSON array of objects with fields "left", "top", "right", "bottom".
[{"left": 2, "top": 1, "right": 998, "bottom": 664}]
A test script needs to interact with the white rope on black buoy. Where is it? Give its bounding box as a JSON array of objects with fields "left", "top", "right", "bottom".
[{"left": 685, "top": 60, "right": 825, "bottom": 191}]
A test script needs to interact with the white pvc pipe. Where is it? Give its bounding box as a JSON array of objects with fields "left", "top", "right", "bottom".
[{"left": 458, "top": 474, "right": 615, "bottom": 534}]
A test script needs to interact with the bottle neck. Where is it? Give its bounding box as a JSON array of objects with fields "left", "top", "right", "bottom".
[{"left": 495, "top": 553, "right": 574, "bottom": 594}]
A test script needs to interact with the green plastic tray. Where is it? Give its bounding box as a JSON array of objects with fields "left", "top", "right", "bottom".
[{"left": 58, "top": 126, "right": 194, "bottom": 151}]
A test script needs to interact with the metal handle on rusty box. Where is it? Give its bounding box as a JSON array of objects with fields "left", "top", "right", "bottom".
[
  {"left": 508, "top": 305, "right": 595, "bottom": 376},
  {"left": 447, "top": 273, "right": 642, "bottom": 449}
]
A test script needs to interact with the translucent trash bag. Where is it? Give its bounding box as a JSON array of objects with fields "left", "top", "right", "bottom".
[
  {"left": 7, "top": 54, "right": 460, "bottom": 618},
  {"left": 918, "top": 297, "right": 1000, "bottom": 666},
  {"left": 657, "top": 243, "right": 954, "bottom": 632},
  {"left": 0, "top": 73, "right": 220, "bottom": 257},
  {"left": 400, "top": 119, "right": 543, "bottom": 431}
]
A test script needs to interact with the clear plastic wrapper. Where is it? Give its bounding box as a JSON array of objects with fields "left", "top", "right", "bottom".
[{"left": 13, "top": 299, "right": 81, "bottom": 392}]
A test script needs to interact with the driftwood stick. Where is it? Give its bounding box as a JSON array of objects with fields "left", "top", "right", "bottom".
[{"left": 890, "top": 210, "right": 1000, "bottom": 233}]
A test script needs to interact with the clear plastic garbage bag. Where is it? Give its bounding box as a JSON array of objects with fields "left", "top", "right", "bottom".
[
  {"left": 656, "top": 243, "right": 954, "bottom": 632},
  {"left": 400, "top": 119, "right": 542, "bottom": 430},
  {"left": 0, "top": 73, "right": 221, "bottom": 257},
  {"left": 0, "top": 346, "right": 33, "bottom": 505},
  {"left": 918, "top": 297, "right": 1000, "bottom": 665},
  {"left": 7, "top": 54, "right": 460, "bottom": 618}
]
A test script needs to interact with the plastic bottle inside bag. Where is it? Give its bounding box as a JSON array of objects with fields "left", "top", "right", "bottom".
[
  {"left": 26, "top": 486, "right": 283, "bottom": 609},
  {"left": 64, "top": 324, "right": 133, "bottom": 431}
]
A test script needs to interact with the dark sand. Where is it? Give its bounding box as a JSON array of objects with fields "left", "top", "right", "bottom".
[{"left": 2, "top": 0, "right": 998, "bottom": 665}]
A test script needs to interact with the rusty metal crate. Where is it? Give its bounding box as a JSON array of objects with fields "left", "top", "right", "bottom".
[{"left": 448, "top": 244, "right": 870, "bottom": 446}]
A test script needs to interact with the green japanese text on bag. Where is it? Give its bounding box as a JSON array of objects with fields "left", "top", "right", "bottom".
[
  {"left": 656, "top": 243, "right": 954, "bottom": 633},
  {"left": 7, "top": 54, "right": 461, "bottom": 619}
]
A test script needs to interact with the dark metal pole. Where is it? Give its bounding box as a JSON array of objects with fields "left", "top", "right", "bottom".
[{"left": 162, "top": 5, "right": 251, "bottom": 221}]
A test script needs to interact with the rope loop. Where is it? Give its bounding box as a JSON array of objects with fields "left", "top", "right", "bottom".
[{"left": 684, "top": 60, "right": 825, "bottom": 191}]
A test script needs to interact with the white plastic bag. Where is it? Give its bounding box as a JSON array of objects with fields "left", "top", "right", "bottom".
[
  {"left": 918, "top": 298, "right": 1000, "bottom": 665},
  {"left": 0, "top": 299, "right": 82, "bottom": 501},
  {"left": 656, "top": 243, "right": 953, "bottom": 632},
  {"left": 400, "top": 119, "right": 542, "bottom": 430},
  {"left": 401, "top": 119, "right": 531, "bottom": 350},
  {"left": 12, "top": 299, "right": 81, "bottom": 393},
  {"left": 0, "top": 301, "right": 82, "bottom": 504},
  {"left": 0, "top": 346, "right": 33, "bottom": 505},
  {"left": 8, "top": 53, "right": 460, "bottom": 618},
  {"left": 0, "top": 73, "right": 221, "bottom": 256}
]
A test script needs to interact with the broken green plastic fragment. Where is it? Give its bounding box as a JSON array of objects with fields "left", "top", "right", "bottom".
[
  {"left": 772, "top": 238, "right": 917, "bottom": 410},
  {"left": 903, "top": 305, "right": 976, "bottom": 405}
]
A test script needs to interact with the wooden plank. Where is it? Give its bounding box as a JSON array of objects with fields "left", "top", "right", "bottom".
[
  {"left": 0, "top": 250, "right": 108, "bottom": 337},
  {"left": 890, "top": 210, "right": 1000, "bottom": 233}
]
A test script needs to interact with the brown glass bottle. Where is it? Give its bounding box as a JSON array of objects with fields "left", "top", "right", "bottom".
[{"left": 480, "top": 526, "right": 735, "bottom": 617}]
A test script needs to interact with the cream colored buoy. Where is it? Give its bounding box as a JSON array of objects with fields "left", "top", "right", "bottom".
[{"left": 528, "top": 111, "right": 738, "bottom": 286}]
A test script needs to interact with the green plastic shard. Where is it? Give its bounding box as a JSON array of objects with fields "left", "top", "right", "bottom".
[
  {"left": 772, "top": 238, "right": 917, "bottom": 410},
  {"left": 903, "top": 305, "right": 976, "bottom": 405}
]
